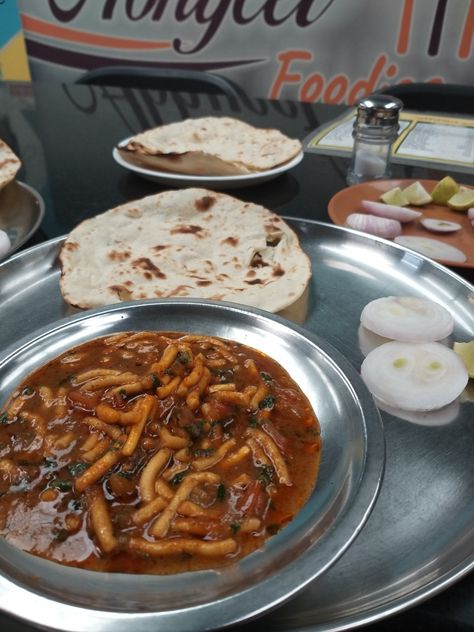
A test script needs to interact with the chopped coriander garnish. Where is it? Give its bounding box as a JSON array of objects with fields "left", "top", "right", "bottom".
[
  {"left": 50, "top": 479, "right": 73, "bottom": 492},
  {"left": 192, "top": 448, "right": 214, "bottom": 458},
  {"left": 150, "top": 372, "right": 160, "bottom": 388},
  {"left": 257, "top": 465, "right": 274, "bottom": 486},
  {"left": 171, "top": 471, "right": 188, "bottom": 486},
  {"left": 260, "top": 371, "right": 273, "bottom": 385},
  {"left": 59, "top": 374, "right": 75, "bottom": 386},
  {"left": 177, "top": 351, "right": 190, "bottom": 364},
  {"left": 258, "top": 394, "right": 275, "bottom": 410},
  {"left": 185, "top": 420, "right": 204, "bottom": 439},
  {"left": 217, "top": 483, "right": 226, "bottom": 500},
  {"left": 0, "top": 412, "right": 8, "bottom": 425},
  {"left": 68, "top": 462, "right": 88, "bottom": 476},
  {"left": 230, "top": 522, "right": 241, "bottom": 534},
  {"left": 248, "top": 415, "right": 261, "bottom": 428},
  {"left": 42, "top": 457, "right": 57, "bottom": 469}
]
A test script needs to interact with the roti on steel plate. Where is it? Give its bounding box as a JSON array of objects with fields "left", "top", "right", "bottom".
[
  {"left": 117, "top": 117, "right": 302, "bottom": 176},
  {"left": 59, "top": 188, "right": 311, "bottom": 319},
  {"left": 0, "top": 139, "right": 21, "bottom": 191}
]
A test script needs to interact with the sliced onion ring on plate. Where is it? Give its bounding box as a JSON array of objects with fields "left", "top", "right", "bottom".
[
  {"left": 360, "top": 296, "right": 454, "bottom": 342},
  {"left": 420, "top": 218, "right": 462, "bottom": 233},
  {"left": 394, "top": 236, "right": 467, "bottom": 263},
  {"left": 361, "top": 341, "right": 469, "bottom": 411},
  {"left": 361, "top": 200, "right": 422, "bottom": 222},
  {"left": 346, "top": 213, "right": 402, "bottom": 239},
  {"left": 375, "top": 397, "right": 460, "bottom": 426}
]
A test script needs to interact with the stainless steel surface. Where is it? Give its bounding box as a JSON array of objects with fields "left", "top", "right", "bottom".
[
  {"left": 0, "top": 181, "right": 45, "bottom": 260},
  {"left": 0, "top": 219, "right": 473, "bottom": 631},
  {"left": 355, "top": 95, "right": 403, "bottom": 126},
  {"left": 0, "top": 297, "right": 384, "bottom": 632}
]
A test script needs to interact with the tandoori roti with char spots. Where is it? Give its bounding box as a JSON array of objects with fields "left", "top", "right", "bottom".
[
  {"left": 59, "top": 188, "right": 311, "bottom": 314},
  {"left": 117, "top": 117, "right": 303, "bottom": 176}
]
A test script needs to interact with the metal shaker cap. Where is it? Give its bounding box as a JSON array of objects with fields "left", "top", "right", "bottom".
[{"left": 355, "top": 94, "right": 403, "bottom": 126}]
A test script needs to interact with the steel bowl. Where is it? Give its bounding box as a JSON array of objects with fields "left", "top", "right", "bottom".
[{"left": 0, "top": 299, "right": 385, "bottom": 632}]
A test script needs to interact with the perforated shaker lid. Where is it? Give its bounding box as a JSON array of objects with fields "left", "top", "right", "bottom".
[{"left": 355, "top": 94, "right": 403, "bottom": 126}]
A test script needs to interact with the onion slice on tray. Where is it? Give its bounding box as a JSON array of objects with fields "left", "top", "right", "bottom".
[
  {"left": 361, "top": 199, "right": 422, "bottom": 222},
  {"left": 394, "top": 236, "right": 467, "bottom": 263},
  {"left": 375, "top": 397, "right": 460, "bottom": 426},
  {"left": 360, "top": 296, "right": 454, "bottom": 342},
  {"left": 420, "top": 218, "right": 462, "bottom": 233},
  {"left": 361, "top": 341, "right": 469, "bottom": 411},
  {"left": 346, "top": 213, "right": 402, "bottom": 239}
]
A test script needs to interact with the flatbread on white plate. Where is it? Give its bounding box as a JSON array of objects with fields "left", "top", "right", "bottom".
[
  {"left": 117, "top": 117, "right": 302, "bottom": 176},
  {"left": 0, "top": 139, "right": 21, "bottom": 191},
  {"left": 59, "top": 188, "right": 311, "bottom": 318}
]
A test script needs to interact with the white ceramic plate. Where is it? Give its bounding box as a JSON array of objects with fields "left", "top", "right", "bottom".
[{"left": 112, "top": 138, "right": 304, "bottom": 189}]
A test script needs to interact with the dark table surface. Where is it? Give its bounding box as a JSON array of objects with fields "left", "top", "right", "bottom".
[{"left": 0, "top": 80, "right": 473, "bottom": 632}]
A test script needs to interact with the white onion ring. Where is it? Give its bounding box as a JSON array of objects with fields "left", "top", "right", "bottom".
[
  {"left": 420, "top": 218, "right": 462, "bottom": 233},
  {"left": 361, "top": 341, "right": 469, "bottom": 411},
  {"left": 374, "top": 397, "right": 460, "bottom": 426},
  {"left": 394, "top": 236, "right": 467, "bottom": 263},
  {"left": 360, "top": 296, "right": 454, "bottom": 342},
  {"left": 346, "top": 213, "right": 402, "bottom": 239},
  {"left": 361, "top": 199, "right": 421, "bottom": 222}
]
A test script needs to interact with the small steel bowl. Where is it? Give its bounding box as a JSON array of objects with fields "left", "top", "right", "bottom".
[{"left": 0, "top": 299, "right": 385, "bottom": 632}]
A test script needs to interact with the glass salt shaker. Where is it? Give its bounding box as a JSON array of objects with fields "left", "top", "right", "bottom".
[{"left": 346, "top": 94, "right": 403, "bottom": 185}]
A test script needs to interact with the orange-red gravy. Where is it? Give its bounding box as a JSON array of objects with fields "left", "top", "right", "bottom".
[{"left": 0, "top": 332, "right": 321, "bottom": 574}]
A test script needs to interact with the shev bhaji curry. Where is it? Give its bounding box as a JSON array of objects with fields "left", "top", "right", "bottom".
[{"left": 0, "top": 332, "right": 321, "bottom": 574}]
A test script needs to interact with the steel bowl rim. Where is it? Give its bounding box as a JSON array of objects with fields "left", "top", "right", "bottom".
[{"left": 0, "top": 298, "right": 385, "bottom": 631}]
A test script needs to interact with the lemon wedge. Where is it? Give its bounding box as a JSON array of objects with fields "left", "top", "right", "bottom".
[
  {"left": 402, "top": 181, "right": 432, "bottom": 205},
  {"left": 447, "top": 186, "right": 474, "bottom": 211},
  {"left": 453, "top": 341, "right": 474, "bottom": 378},
  {"left": 379, "top": 187, "right": 409, "bottom": 206},
  {"left": 431, "top": 176, "right": 459, "bottom": 205}
]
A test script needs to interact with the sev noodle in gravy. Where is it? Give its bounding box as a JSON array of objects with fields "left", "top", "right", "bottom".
[{"left": 0, "top": 332, "right": 321, "bottom": 574}]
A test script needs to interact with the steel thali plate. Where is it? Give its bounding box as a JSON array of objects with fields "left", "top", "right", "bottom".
[
  {"left": 0, "top": 219, "right": 473, "bottom": 631},
  {"left": 0, "top": 181, "right": 45, "bottom": 261},
  {"left": 0, "top": 298, "right": 384, "bottom": 632}
]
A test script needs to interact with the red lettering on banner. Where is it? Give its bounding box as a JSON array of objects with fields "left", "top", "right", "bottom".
[
  {"left": 300, "top": 72, "right": 325, "bottom": 102},
  {"left": 347, "top": 54, "right": 390, "bottom": 104},
  {"left": 324, "top": 75, "right": 349, "bottom": 103},
  {"left": 270, "top": 50, "right": 448, "bottom": 104},
  {"left": 269, "top": 50, "right": 313, "bottom": 99}
]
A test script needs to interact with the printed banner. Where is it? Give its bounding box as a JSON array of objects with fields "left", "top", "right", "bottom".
[
  {"left": 0, "top": 0, "right": 31, "bottom": 81},
  {"left": 16, "top": 0, "right": 474, "bottom": 103}
]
